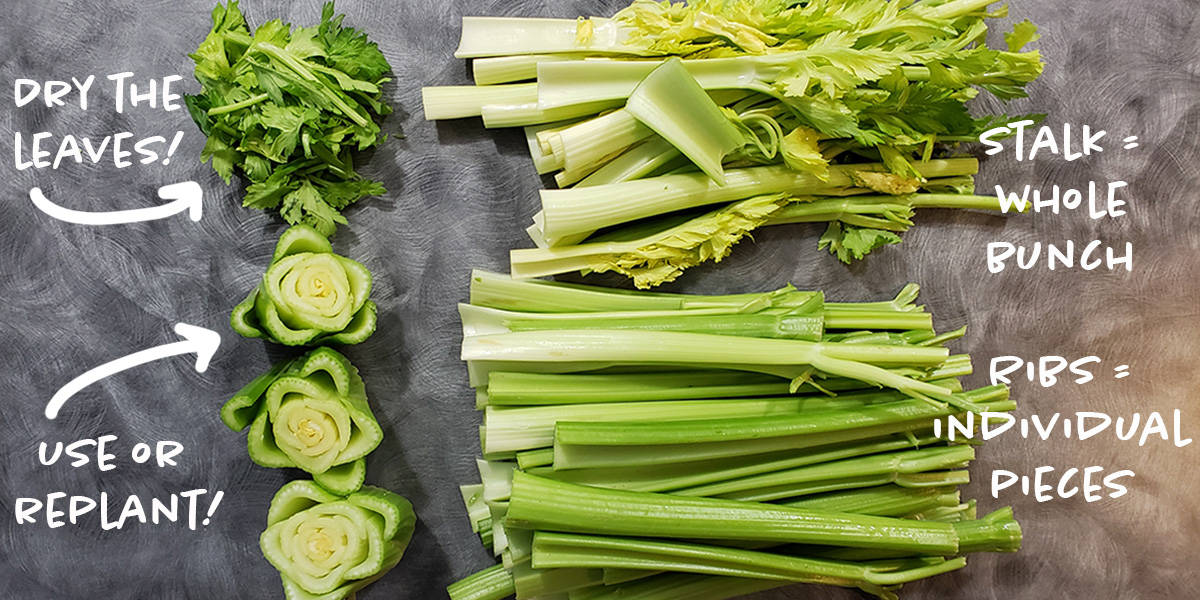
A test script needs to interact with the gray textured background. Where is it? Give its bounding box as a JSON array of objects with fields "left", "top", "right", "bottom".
[{"left": 2, "top": 0, "right": 1198, "bottom": 598}]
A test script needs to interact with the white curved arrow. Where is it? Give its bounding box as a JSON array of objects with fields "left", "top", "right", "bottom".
[
  {"left": 30, "top": 181, "right": 203, "bottom": 225},
  {"left": 45, "top": 323, "right": 221, "bottom": 420}
]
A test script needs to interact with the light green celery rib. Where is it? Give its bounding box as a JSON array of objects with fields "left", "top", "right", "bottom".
[
  {"left": 577, "top": 137, "right": 683, "bottom": 187},
  {"left": 782, "top": 485, "right": 962, "bottom": 516},
  {"left": 673, "top": 445, "right": 975, "bottom": 499},
  {"left": 447, "top": 564, "right": 516, "bottom": 600},
  {"left": 455, "top": 17, "right": 648, "bottom": 59},
  {"left": 764, "top": 194, "right": 1008, "bottom": 228},
  {"left": 531, "top": 432, "right": 943, "bottom": 493},
  {"left": 477, "top": 458, "right": 516, "bottom": 503},
  {"left": 461, "top": 330, "right": 955, "bottom": 405},
  {"left": 525, "top": 120, "right": 582, "bottom": 174},
  {"left": 460, "top": 484, "right": 491, "bottom": 532},
  {"left": 626, "top": 58, "right": 745, "bottom": 184},
  {"left": 460, "top": 302, "right": 823, "bottom": 342},
  {"left": 422, "top": 83, "right": 538, "bottom": 120},
  {"left": 481, "top": 99, "right": 624, "bottom": 128},
  {"left": 482, "top": 371, "right": 801, "bottom": 406},
  {"left": 484, "top": 367, "right": 964, "bottom": 406},
  {"left": 536, "top": 55, "right": 787, "bottom": 110},
  {"left": 569, "top": 572, "right": 783, "bottom": 600},
  {"left": 722, "top": 470, "right": 972, "bottom": 503},
  {"left": 552, "top": 388, "right": 1000, "bottom": 447},
  {"left": 539, "top": 158, "right": 979, "bottom": 244},
  {"left": 822, "top": 307, "right": 933, "bottom": 331},
  {"left": 531, "top": 532, "right": 968, "bottom": 587},
  {"left": 511, "top": 563, "right": 605, "bottom": 599},
  {"left": 506, "top": 471, "right": 964, "bottom": 554},
  {"left": 552, "top": 397, "right": 1015, "bottom": 470},
  {"left": 483, "top": 396, "right": 820, "bottom": 455},
  {"left": 473, "top": 54, "right": 585, "bottom": 85},
  {"left": 467, "top": 269, "right": 822, "bottom": 313},
  {"left": 546, "top": 109, "right": 653, "bottom": 175}
]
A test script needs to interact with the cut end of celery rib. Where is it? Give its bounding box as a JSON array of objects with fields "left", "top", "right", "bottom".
[{"left": 454, "top": 17, "right": 645, "bottom": 59}]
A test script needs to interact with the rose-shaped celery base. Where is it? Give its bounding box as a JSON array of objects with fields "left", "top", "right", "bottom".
[
  {"left": 262, "top": 480, "right": 415, "bottom": 600},
  {"left": 223, "top": 347, "right": 383, "bottom": 495},
  {"left": 231, "top": 225, "right": 376, "bottom": 346}
]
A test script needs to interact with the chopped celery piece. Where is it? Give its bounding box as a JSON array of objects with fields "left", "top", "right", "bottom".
[
  {"left": 625, "top": 58, "right": 745, "bottom": 184},
  {"left": 447, "top": 564, "right": 516, "bottom": 600}
]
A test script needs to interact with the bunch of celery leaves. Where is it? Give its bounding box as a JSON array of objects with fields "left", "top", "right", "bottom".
[
  {"left": 448, "top": 271, "right": 1021, "bottom": 600},
  {"left": 422, "top": 0, "right": 1043, "bottom": 288}
]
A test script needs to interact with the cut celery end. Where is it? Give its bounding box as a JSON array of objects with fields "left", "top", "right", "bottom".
[
  {"left": 422, "top": 83, "right": 539, "bottom": 120},
  {"left": 455, "top": 17, "right": 646, "bottom": 58},
  {"left": 447, "top": 564, "right": 515, "bottom": 600},
  {"left": 473, "top": 54, "right": 584, "bottom": 85}
]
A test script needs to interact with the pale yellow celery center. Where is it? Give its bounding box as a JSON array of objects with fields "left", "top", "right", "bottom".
[
  {"left": 284, "top": 258, "right": 350, "bottom": 317},
  {"left": 273, "top": 395, "right": 352, "bottom": 470}
]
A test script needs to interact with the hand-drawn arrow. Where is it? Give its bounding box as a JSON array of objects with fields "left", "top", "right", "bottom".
[
  {"left": 30, "top": 181, "right": 203, "bottom": 225},
  {"left": 44, "top": 323, "right": 221, "bottom": 420}
]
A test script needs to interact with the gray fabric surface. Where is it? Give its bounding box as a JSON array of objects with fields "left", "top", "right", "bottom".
[{"left": 2, "top": 0, "right": 1198, "bottom": 598}]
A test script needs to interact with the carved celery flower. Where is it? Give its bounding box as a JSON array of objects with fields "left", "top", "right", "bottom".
[
  {"left": 261, "top": 480, "right": 415, "bottom": 600},
  {"left": 223, "top": 347, "right": 382, "bottom": 495},
  {"left": 232, "top": 225, "right": 376, "bottom": 346}
]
